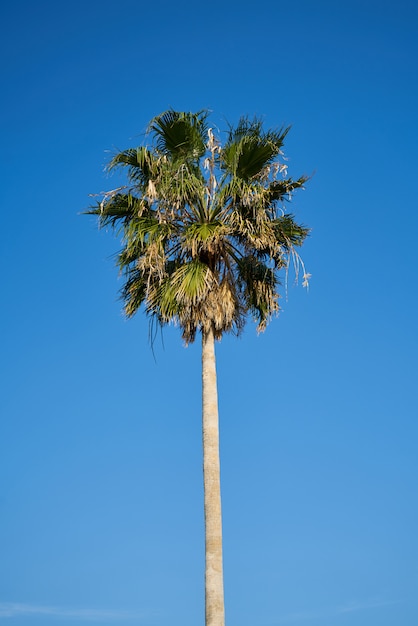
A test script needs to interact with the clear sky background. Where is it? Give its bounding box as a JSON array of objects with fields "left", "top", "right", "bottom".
[{"left": 1, "top": 1, "right": 417, "bottom": 625}]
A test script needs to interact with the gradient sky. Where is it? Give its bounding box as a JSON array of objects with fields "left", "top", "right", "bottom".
[{"left": 1, "top": 1, "right": 417, "bottom": 626}]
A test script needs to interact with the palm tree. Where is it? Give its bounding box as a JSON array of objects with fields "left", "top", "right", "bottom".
[{"left": 86, "top": 110, "right": 309, "bottom": 626}]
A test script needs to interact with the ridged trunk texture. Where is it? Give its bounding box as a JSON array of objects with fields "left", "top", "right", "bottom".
[{"left": 202, "top": 327, "right": 225, "bottom": 626}]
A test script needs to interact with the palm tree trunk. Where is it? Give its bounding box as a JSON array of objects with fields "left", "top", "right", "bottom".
[{"left": 202, "top": 326, "right": 225, "bottom": 626}]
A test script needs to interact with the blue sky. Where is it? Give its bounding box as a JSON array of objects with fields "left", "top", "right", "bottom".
[{"left": 1, "top": 1, "right": 417, "bottom": 625}]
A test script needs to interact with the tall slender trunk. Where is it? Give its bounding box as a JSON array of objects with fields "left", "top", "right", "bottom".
[{"left": 202, "top": 326, "right": 225, "bottom": 626}]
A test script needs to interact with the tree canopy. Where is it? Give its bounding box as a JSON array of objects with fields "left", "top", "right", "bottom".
[{"left": 88, "top": 110, "right": 310, "bottom": 343}]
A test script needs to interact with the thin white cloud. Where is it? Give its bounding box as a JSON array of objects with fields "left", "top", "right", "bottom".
[
  {"left": 337, "top": 598, "right": 401, "bottom": 614},
  {"left": 0, "top": 602, "right": 152, "bottom": 621},
  {"left": 273, "top": 597, "right": 401, "bottom": 624}
]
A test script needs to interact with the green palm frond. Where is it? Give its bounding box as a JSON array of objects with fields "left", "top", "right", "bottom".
[
  {"left": 156, "top": 164, "right": 206, "bottom": 217},
  {"left": 143, "top": 260, "right": 215, "bottom": 329},
  {"left": 219, "top": 177, "right": 267, "bottom": 208},
  {"left": 121, "top": 268, "right": 147, "bottom": 317},
  {"left": 149, "top": 109, "right": 209, "bottom": 162},
  {"left": 150, "top": 275, "right": 178, "bottom": 322},
  {"left": 183, "top": 221, "right": 227, "bottom": 258},
  {"left": 269, "top": 175, "right": 309, "bottom": 202},
  {"left": 222, "top": 117, "right": 290, "bottom": 180},
  {"left": 237, "top": 256, "right": 279, "bottom": 330},
  {"left": 170, "top": 260, "right": 215, "bottom": 305},
  {"left": 108, "top": 147, "right": 157, "bottom": 187},
  {"left": 272, "top": 214, "right": 310, "bottom": 249},
  {"left": 85, "top": 193, "right": 145, "bottom": 229},
  {"left": 118, "top": 217, "right": 175, "bottom": 267}
]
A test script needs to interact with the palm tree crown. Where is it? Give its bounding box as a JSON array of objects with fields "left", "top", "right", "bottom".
[{"left": 88, "top": 110, "right": 309, "bottom": 343}]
